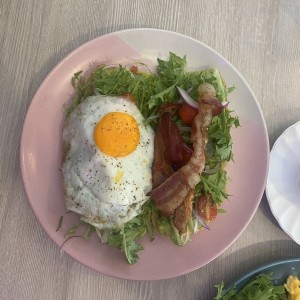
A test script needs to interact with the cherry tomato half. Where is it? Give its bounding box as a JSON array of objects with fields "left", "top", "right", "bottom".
[
  {"left": 195, "top": 194, "right": 217, "bottom": 222},
  {"left": 130, "top": 65, "right": 138, "bottom": 74},
  {"left": 178, "top": 103, "right": 198, "bottom": 125},
  {"left": 122, "top": 93, "right": 136, "bottom": 104}
]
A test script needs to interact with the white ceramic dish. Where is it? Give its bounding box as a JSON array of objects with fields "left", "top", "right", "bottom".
[{"left": 266, "top": 121, "right": 300, "bottom": 244}]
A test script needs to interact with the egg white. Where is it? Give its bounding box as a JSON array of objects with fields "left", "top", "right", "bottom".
[{"left": 62, "top": 95, "right": 154, "bottom": 229}]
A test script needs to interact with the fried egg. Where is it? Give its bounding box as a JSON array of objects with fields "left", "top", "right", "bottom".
[{"left": 62, "top": 95, "right": 154, "bottom": 229}]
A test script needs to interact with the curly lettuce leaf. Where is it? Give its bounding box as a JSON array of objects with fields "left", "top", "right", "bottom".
[
  {"left": 214, "top": 273, "right": 287, "bottom": 300},
  {"left": 106, "top": 201, "right": 153, "bottom": 264},
  {"left": 149, "top": 201, "right": 194, "bottom": 246},
  {"left": 198, "top": 170, "right": 228, "bottom": 205},
  {"left": 214, "top": 282, "right": 237, "bottom": 300}
]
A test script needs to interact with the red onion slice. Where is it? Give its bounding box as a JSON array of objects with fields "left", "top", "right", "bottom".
[
  {"left": 176, "top": 86, "right": 199, "bottom": 109},
  {"left": 202, "top": 98, "right": 229, "bottom": 116},
  {"left": 192, "top": 208, "right": 210, "bottom": 230},
  {"left": 177, "top": 86, "right": 230, "bottom": 117},
  {"left": 103, "top": 64, "right": 121, "bottom": 70}
]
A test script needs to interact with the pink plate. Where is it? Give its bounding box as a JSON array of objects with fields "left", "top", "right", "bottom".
[{"left": 20, "top": 28, "right": 269, "bottom": 280}]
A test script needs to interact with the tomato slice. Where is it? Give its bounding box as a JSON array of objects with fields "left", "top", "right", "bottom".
[
  {"left": 122, "top": 93, "right": 136, "bottom": 104},
  {"left": 178, "top": 103, "right": 198, "bottom": 125},
  {"left": 195, "top": 194, "right": 217, "bottom": 222},
  {"left": 129, "top": 65, "right": 138, "bottom": 74}
]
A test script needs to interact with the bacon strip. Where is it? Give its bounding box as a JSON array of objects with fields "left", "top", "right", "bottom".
[
  {"left": 150, "top": 171, "right": 192, "bottom": 216},
  {"left": 151, "top": 114, "right": 175, "bottom": 188},
  {"left": 149, "top": 100, "right": 213, "bottom": 216},
  {"left": 202, "top": 97, "right": 228, "bottom": 116},
  {"left": 151, "top": 106, "right": 190, "bottom": 188},
  {"left": 173, "top": 190, "right": 194, "bottom": 233},
  {"left": 160, "top": 112, "right": 184, "bottom": 165}
]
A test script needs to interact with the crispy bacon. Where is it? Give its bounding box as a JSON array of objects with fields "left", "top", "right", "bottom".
[
  {"left": 149, "top": 85, "right": 219, "bottom": 233},
  {"left": 202, "top": 97, "right": 228, "bottom": 116},
  {"left": 150, "top": 171, "right": 193, "bottom": 216},
  {"left": 151, "top": 114, "right": 175, "bottom": 188},
  {"left": 173, "top": 190, "right": 194, "bottom": 233},
  {"left": 151, "top": 105, "right": 191, "bottom": 188},
  {"left": 160, "top": 112, "right": 184, "bottom": 165},
  {"left": 175, "top": 144, "right": 193, "bottom": 170},
  {"left": 149, "top": 99, "right": 213, "bottom": 216}
]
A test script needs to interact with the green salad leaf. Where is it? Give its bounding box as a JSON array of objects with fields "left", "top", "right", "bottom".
[
  {"left": 215, "top": 282, "right": 237, "bottom": 300},
  {"left": 214, "top": 273, "right": 287, "bottom": 300},
  {"left": 107, "top": 201, "right": 153, "bottom": 264},
  {"left": 150, "top": 201, "right": 195, "bottom": 246},
  {"left": 198, "top": 170, "right": 229, "bottom": 205}
]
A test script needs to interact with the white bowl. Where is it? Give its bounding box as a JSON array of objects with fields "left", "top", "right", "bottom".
[{"left": 266, "top": 121, "right": 300, "bottom": 244}]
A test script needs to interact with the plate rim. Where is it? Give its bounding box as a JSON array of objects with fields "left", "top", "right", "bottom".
[{"left": 19, "top": 28, "right": 269, "bottom": 280}]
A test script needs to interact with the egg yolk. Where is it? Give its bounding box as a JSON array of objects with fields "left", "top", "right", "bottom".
[{"left": 94, "top": 112, "right": 140, "bottom": 157}]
